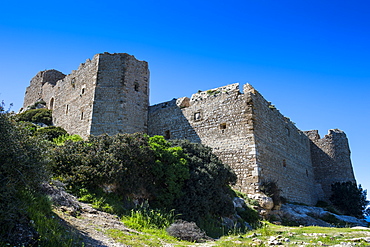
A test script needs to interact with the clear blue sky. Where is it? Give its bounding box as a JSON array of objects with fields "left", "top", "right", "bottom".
[{"left": 1, "top": 0, "right": 369, "bottom": 198}]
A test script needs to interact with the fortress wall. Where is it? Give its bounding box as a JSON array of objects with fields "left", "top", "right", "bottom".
[
  {"left": 90, "top": 53, "right": 149, "bottom": 136},
  {"left": 49, "top": 56, "right": 99, "bottom": 138},
  {"left": 23, "top": 70, "right": 66, "bottom": 109},
  {"left": 149, "top": 83, "right": 259, "bottom": 194},
  {"left": 305, "top": 129, "right": 355, "bottom": 200},
  {"left": 247, "top": 85, "right": 319, "bottom": 205},
  {"left": 148, "top": 99, "right": 202, "bottom": 143}
]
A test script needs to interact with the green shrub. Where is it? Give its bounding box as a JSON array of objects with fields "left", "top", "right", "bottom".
[
  {"left": 0, "top": 111, "right": 50, "bottom": 244},
  {"left": 35, "top": 126, "right": 67, "bottom": 141},
  {"left": 330, "top": 182, "right": 369, "bottom": 218},
  {"left": 16, "top": 108, "right": 52, "bottom": 125},
  {"left": 122, "top": 206, "right": 177, "bottom": 230},
  {"left": 53, "top": 134, "right": 83, "bottom": 145},
  {"left": 51, "top": 134, "right": 189, "bottom": 209},
  {"left": 149, "top": 136, "right": 189, "bottom": 209},
  {"left": 170, "top": 139, "right": 237, "bottom": 222}
]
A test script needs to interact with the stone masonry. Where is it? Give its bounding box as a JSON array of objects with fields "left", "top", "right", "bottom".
[
  {"left": 23, "top": 52, "right": 356, "bottom": 205},
  {"left": 23, "top": 53, "right": 149, "bottom": 139}
]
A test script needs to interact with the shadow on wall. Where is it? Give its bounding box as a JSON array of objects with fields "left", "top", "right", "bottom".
[
  {"left": 148, "top": 99, "right": 201, "bottom": 143},
  {"left": 309, "top": 140, "right": 344, "bottom": 201}
]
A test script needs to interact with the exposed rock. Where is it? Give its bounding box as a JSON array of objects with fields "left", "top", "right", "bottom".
[
  {"left": 275, "top": 203, "right": 368, "bottom": 227},
  {"left": 233, "top": 197, "right": 246, "bottom": 208},
  {"left": 40, "top": 181, "right": 81, "bottom": 213},
  {"left": 248, "top": 193, "right": 274, "bottom": 210}
]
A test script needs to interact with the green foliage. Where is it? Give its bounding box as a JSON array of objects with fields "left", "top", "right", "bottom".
[
  {"left": 35, "top": 126, "right": 68, "bottom": 141},
  {"left": 148, "top": 136, "right": 189, "bottom": 209},
  {"left": 170, "top": 139, "right": 237, "bottom": 222},
  {"left": 16, "top": 108, "right": 53, "bottom": 125},
  {"left": 122, "top": 206, "right": 177, "bottom": 231},
  {"left": 77, "top": 188, "right": 126, "bottom": 215},
  {"left": 19, "top": 190, "right": 83, "bottom": 246},
  {"left": 51, "top": 134, "right": 189, "bottom": 209},
  {"left": 0, "top": 110, "right": 78, "bottom": 245},
  {"left": 330, "top": 182, "right": 369, "bottom": 218},
  {"left": 53, "top": 134, "right": 83, "bottom": 146},
  {"left": 0, "top": 112, "right": 49, "bottom": 242}
]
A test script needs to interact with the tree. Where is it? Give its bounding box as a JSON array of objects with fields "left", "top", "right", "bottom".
[{"left": 330, "top": 181, "right": 369, "bottom": 218}]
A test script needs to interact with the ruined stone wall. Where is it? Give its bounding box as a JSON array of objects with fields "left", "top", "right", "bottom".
[
  {"left": 149, "top": 83, "right": 260, "bottom": 194},
  {"left": 90, "top": 53, "right": 149, "bottom": 136},
  {"left": 305, "top": 129, "right": 355, "bottom": 200},
  {"left": 248, "top": 85, "right": 320, "bottom": 205},
  {"left": 44, "top": 56, "right": 99, "bottom": 138},
  {"left": 23, "top": 53, "right": 149, "bottom": 139},
  {"left": 23, "top": 70, "right": 66, "bottom": 109},
  {"left": 149, "top": 83, "right": 326, "bottom": 204}
]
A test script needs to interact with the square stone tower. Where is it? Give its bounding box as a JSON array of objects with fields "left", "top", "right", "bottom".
[{"left": 23, "top": 52, "right": 149, "bottom": 139}]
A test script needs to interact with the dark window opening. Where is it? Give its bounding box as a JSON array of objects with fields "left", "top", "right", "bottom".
[
  {"left": 194, "top": 112, "right": 201, "bottom": 121},
  {"left": 65, "top": 105, "right": 69, "bottom": 114},
  {"left": 306, "top": 169, "right": 309, "bottom": 177},
  {"left": 81, "top": 88, "right": 85, "bottom": 94},
  {"left": 220, "top": 123, "right": 227, "bottom": 129},
  {"left": 283, "top": 159, "right": 287, "bottom": 167},
  {"left": 164, "top": 130, "right": 171, "bottom": 140},
  {"left": 49, "top": 98, "right": 54, "bottom": 110},
  {"left": 134, "top": 82, "right": 139, "bottom": 92},
  {"left": 286, "top": 127, "right": 290, "bottom": 136},
  {"left": 81, "top": 111, "right": 84, "bottom": 120}
]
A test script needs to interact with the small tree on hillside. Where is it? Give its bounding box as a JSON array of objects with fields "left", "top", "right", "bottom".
[{"left": 330, "top": 181, "right": 369, "bottom": 218}]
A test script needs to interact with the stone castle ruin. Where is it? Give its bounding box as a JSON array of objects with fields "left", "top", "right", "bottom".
[{"left": 23, "top": 52, "right": 356, "bottom": 205}]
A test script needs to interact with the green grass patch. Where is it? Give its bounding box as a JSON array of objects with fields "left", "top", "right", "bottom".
[
  {"left": 21, "top": 190, "right": 83, "bottom": 247},
  {"left": 106, "top": 228, "right": 190, "bottom": 247}
]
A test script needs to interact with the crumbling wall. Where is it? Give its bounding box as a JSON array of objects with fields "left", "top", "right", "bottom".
[
  {"left": 247, "top": 85, "right": 320, "bottom": 205},
  {"left": 48, "top": 56, "right": 99, "bottom": 138},
  {"left": 23, "top": 69, "right": 66, "bottom": 109},
  {"left": 305, "top": 129, "right": 355, "bottom": 200},
  {"left": 149, "top": 83, "right": 260, "bottom": 194},
  {"left": 90, "top": 53, "right": 149, "bottom": 136},
  {"left": 23, "top": 53, "right": 149, "bottom": 139}
]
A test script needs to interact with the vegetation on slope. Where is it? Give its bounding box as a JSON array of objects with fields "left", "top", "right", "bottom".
[
  {"left": 1, "top": 104, "right": 369, "bottom": 246},
  {"left": 0, "top": 107, "right": 82, "bottom": 246}
]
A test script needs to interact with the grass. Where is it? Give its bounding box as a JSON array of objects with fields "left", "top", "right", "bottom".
[
  {"left": 106, "top": 208, "right": 192, "bottom": 246},
  {"left": 216, "top": 222, "right": 370, "bottom": 246},
  {"left": 61, "top": 188, "right": 370, "bottom": 246},
  {"left": 14, "top": 189, "right": 83, "bottom": 247}
]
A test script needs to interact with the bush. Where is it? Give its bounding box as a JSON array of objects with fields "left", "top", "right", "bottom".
[
  {"left": 166, "top": 220, "right": 210, "bottom": 242},
  {"left": 35, "top": 126, "right": 67, "bottom": 141},
  {"left": 15, "top": 108, "right": 52, "bottom": 125},
  {"left": 330, "top": 181, "right": 369, "bottom": 218},
  {"left": 0, "top": 111, "right": 49, "bottom": 244},
  {"left": 53, "top": 134, "right": 83, "bottom": 145},
  {"left": 51, "top": 134, "right": 189, "bottom": 209},
  {"left": 170, "top": 140, "right": 237, "bottom": 222}
]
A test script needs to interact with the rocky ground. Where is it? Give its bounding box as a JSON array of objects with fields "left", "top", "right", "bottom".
[{"left": 46, "top": 184, "right": 370, "bottom": 246}]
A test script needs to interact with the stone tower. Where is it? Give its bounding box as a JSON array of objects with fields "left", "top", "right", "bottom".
[{"left": 23, "top": 52, "right": 149, "bottom": 139}]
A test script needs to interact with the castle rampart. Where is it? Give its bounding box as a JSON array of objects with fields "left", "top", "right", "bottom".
[
  {"left": 23, "top": 52, "right": 356, "bottom": 205},
  {"left": 23, "top": 53, "right": 149, "bottom": 139},
  {"left": 305, "top": 129, "right": 355, "bottom": 200}
]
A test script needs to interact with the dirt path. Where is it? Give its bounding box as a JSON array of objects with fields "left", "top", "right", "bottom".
[{"left": 55, "top": 202, "right": 140, "bottom": 247}]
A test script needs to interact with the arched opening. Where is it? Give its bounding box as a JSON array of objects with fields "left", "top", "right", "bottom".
[{"left": 49, "top": 98, "right": 54, "bottom": 110}]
